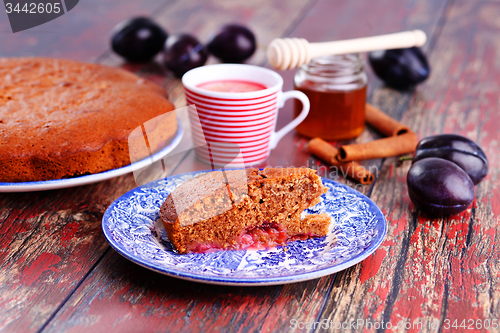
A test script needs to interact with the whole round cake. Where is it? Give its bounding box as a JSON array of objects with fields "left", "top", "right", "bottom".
[{"left": 0, "top": 58, "right": 177, "bottom": 182}]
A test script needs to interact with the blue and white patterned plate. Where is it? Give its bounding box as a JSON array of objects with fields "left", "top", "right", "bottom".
[
  {"left": 0, "top": 124, "right": 183, "bottom": 192},
  {"left": 102, "top": 170, "right": 387, "bottom": 286}
]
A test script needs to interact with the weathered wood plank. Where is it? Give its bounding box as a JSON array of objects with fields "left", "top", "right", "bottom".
[
  {"left": 0, "top": 0, "right": 177, "bottom": 61},
  {"left": 264, "top": 0, "right": 447, "bottom": 187},
  {"left": 39, "top": 253, "right": 335, "bottom": 332},
  {"left": 315, "top": 1, "right": 500, "bottom": 331},
  {"left": 0, "top": 1, "right": 180, "bottom": 332},
  {"left": 173, "top": 0, "right": 446, "bottom": 189},
  {"left": 98, "top": 0, "right": 321, "bottom": 109},
  {"left": 34, "top": 0, "right": 321, "bottom": 332},
  {"left": 40, "top": 1, "right": 447, "bottom": 332},
  {"left": 0, "top": 175, "right": 138, "bottom": 333}
]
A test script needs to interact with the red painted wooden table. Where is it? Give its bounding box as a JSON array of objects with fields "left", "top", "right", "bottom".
[{"left": 1, "top": 0, "right": 499, "bottom": 332}]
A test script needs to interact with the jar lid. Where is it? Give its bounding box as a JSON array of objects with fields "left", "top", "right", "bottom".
[{"left": 296, "top": 54, "right": 367, "bottom": 91}]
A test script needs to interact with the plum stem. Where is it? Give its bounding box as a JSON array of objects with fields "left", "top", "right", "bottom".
[{"left": 397, "top": 156, "right": 413, "bottom": 167}]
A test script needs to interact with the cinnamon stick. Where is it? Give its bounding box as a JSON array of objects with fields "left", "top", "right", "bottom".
[
  {"left": 308, "top": 138, "right": 375, "bottom": 185},
  {"left": 365, "top": 103, "right": 410, "bottom": 137},
  {"left": 337, "top": 131, "right": 418, "bottom": 162}
]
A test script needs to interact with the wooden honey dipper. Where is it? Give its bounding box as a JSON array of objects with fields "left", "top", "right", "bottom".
[{"left": 267, "top": 30, "right": 427, "bottom": 70}]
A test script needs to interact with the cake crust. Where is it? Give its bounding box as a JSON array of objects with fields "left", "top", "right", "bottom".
[
  {"left": 160, "top": 168, "right": 331, "bottom": 254},
  {"left": 0, "top": 57, "right": 177, "bottom": 182}
]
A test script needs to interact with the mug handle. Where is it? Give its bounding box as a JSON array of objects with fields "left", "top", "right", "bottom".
[{"left": 269, "top": 90, "right": 310, "bottom": 149}]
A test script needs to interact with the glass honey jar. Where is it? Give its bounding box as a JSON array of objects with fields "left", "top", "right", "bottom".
[{"left": 294, "top": 54, "right": 367, "bottom": 140}]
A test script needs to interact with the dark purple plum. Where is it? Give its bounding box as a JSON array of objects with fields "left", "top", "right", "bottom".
[
  {"left": 207, "top": 24, "right": 256, "bottom": 63},
  {"left": 369, "top": 47, "right": 430, "bottom": 89},
  {"left": 414, "top": 134, "right": 488, "bottom": 185},
  {"left": 407, "top": 158, "right": 475, "bottom": 216},
  {"left": 111, "top": 17, "right": 168, "bottom": 62},
  {"left": 163, "top": 34, "right": 208, "bottom": 78}
]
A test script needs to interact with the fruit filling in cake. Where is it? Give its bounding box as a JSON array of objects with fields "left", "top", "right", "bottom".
[
  {"left": 160, "top": 167, "right": 331, "bottom": 254},
  {"left": 187, "top": 222, "right": 325, "bottom": 253},
  {"left": 239, "top": 223, "right": 288, "bottom": 249}
]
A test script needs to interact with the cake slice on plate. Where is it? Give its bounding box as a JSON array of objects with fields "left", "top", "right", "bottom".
[{"left": 160, "top": 167, "right": 331, "bottom": 254}]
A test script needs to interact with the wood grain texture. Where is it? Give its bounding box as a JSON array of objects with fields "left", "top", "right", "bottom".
[
  {"left": 174, "top": 0, "right": 447, "bottom": 187},
  {"left": 99, "top": 0, "right": 324, "bottom": 115},
  {"left": 0, "top": 1, "right": 186, "bottom": 331},
  {"left": 2, "top": 0, "right": 498, "bottom": 332},
  {"left": 37, "top": 0, "right": 334, "bottom": 332},
  {"left": 314, "top": 1, "right": 500, "bottom": 332},
  {"left": 0, "top": 0, "right": 176, "bottom": 61},
  {"left": 40, "top": 253, "right": 335, "bottom": 332},
  {"left": 0, "top": 175, "right": 137, "bottom": 333},
  {"left": 41, "top": 1, "right": 449, "bottom": 333},
  {"left": 263, "top": 0, "right": 448, "bottom": 190}
]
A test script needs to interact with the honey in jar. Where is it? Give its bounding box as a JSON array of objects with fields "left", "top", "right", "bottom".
[{"left": 294, "top": 54, "right": 367, "bottom": 140}]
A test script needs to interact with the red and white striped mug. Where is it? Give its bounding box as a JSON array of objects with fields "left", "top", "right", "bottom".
[{"left": 182, "top": 64, "right": 310, "bottom": 166}]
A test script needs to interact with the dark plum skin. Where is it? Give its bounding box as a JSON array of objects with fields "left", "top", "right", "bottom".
[
  {"left": 368, "top": 47, "right": 430, "bottom": 89},
  {"left": 207, "top": 24, "right": 256, "bottom": 63},
  {"left": 111, "top": 17, "right": 168, "bottom": 62},
  {"left": 413, "top": 134, "right": 488, "bottom": 185},
  {"left": 164, "top": 34, "right": 208, "bottom": 78},
  {"left": 407, "top": 158, "right": 475, "bottom": 216}
]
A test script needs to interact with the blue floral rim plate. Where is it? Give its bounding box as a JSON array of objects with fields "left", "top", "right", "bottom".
[
  {"left": 0, "top": 124, "right": 183, "bottom": 192},
  {"left": 102, "top": 170, "right": 387, "bottom": 286}
]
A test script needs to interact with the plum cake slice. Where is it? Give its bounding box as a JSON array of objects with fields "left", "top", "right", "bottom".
[{"left": 160, "top": 167, "right": 331, "bottom": 254}]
